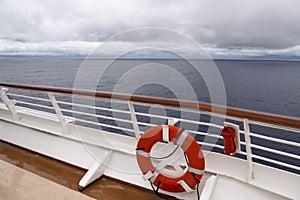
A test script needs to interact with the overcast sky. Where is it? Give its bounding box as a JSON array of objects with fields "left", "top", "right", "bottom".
[{"left": 0, "top": 0, "right": 300, "bottom": 58}]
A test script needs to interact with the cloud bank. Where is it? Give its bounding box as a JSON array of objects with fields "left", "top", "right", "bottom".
[{"left": 0, "top": 0, "right": 300, "bottom": 58}]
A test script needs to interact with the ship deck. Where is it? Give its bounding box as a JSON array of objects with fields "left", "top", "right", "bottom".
[{"left": 0, "top": 140, "right": 164, "bottom": 200}]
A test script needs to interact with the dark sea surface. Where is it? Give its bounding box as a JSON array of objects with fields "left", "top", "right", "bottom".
[
  {"left": 0, "top": 57, "right": 299, "bottom": 173},
  {"left": 0, "top": 57, "right": 299, "bottom": 117}
]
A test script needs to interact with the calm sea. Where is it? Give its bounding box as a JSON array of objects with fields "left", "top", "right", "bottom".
[{"left": 0, "top": 57, "right": 299, "bottom": 117}]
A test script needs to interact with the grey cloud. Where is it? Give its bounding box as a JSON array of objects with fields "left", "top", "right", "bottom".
[
  {"left": 0, "top": 0, "right": 299, "bottom": 57},
  {"left": 0, "top": 39, "right": 98, "bottom": 56}
]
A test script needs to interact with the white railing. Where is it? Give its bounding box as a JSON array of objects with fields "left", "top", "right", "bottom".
[{"left": 0, "top": 83, "right": 299, "bottom": 176}]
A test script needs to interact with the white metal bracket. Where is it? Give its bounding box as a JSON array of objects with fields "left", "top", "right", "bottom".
[
  {"left": 0, "top": 87, "right": 19, "bottom": 121},
  {"left": 177, "top": 180, "right": 195, "bottom": 193},
  {"left": 48, "top": 92, "right": 69, "bottom": 134},
  {"left": 200, "top": 175, "right": 218, "bottom": 200},
  {"left": 79, "top": 150, "right": 112, "bottom": 190},
  {"left": 168, "top": 118, "right": 180, "bottom": 126},
  {"left": 128, "top": 101, "right": 140, "bottom": 138},
  {"left": 142, "top": 171, "right": 154, "bottom": 181},
  {"left": 162, "top": 125, "right": 169, "bottom": 142}
]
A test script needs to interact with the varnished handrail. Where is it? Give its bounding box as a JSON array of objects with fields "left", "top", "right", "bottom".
[{"left": 1, "top": 82, "right": 300, "bottom": 129}]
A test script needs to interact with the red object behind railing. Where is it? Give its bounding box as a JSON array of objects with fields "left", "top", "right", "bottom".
[{"left": 222, "top": 127, "right": 236, "bottom": 155}]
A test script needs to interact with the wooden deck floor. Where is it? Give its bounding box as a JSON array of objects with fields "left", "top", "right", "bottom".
[
  {"left": 0, "top": 159, "right": 95, "bottom": 200},
  {"left": 0, "top": 140, "right": 165, "bottom": 200}
]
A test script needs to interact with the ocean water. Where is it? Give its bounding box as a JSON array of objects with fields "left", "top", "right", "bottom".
[
  {"left": 0, "top": 57, "right": 299, "bottom": 117},
  {"left": 0, "top": 57, "right": 299, "bottom": 173}
]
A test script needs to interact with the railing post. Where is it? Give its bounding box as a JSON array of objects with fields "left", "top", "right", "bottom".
[
  {"left": 128, "top": 101, "right": 140, "bottom": 138},
  {"left": 243, "top": 118, "right": 254, "bottom": 181},
  {"left": 48, "top": 92, "right": 69, "bottom": 135},
  {"left": 0, "top": 87, "right": 19, "bottom": 121}
]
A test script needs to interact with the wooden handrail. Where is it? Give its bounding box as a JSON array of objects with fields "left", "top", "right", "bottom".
[{"left": 1, "top": 82, "right": 300, "bottom": 129}]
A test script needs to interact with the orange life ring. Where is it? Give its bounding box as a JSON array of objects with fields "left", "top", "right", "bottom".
[{"left": 136, "top": 125, "right": 205, "bottom": 193}]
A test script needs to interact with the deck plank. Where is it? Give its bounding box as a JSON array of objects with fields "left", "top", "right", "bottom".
[
  {"left": 0, "top": 159, "right": 95, "bottom": 200},
  {"left": 0, "top": 140, "right": 164, "bottom": 200}
]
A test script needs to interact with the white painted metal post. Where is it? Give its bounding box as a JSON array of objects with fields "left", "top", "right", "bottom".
[
  {"left": 128, "top": 101, "right": 140, "bottom": 138},
  {"left": 0, "top": 87, "right": 19, "bottom": 121},
  {"left": 48, "top": 92, "right": 69, "bottom": 134},
  {"left": 243, "top": 118, "right": 254, "bottom": 181}
]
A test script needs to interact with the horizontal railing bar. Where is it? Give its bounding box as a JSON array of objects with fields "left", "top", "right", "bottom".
[
  {"left": 251, "top": 144, "right": 300, "bottom": 160},
  {"left": 180, "top": 119, "right": 224, "bottom": 129},
  {"left": 249, "top": 120, "right": 300, "bottom": 133},
  {"left": 237, "top": 152, "right": 247, "bottom": 157},
  {"left": 137, "top": 121, "right": 156, "bottom": 127},
  {"left": 60, "top": 108, "right": 133, "bottom": 124},
  {"left": 16, "top": 100, "right": 54, "bottom": 111},
  {"left": 72, "top": 93, "right": 131, "bottom": 105},
  {"left": 197, "top": 141, "right": 224, "bottom": 150},
  {"left": 57, "top": 100, "right": 131, "bottom": 115},
  {"left": 135, "top": 111, "right": 224, "bottom": 129},
  {"left": 249, "top": 132, "right": 300, "bottom": 147},
  {"left": 134, "top": 111, "right": 169, "bottom": 119},
  {"left": 252, "top": 154, "right": 300, "bottom": 171},
  {"left": 7, "top": 93, "right": 52, "bottom": 103},
  {"left": 134, "top": 101, "right": 245, "bottom": 122},
  {"left": 133, "top": 123, "right": 222, "bottom": 141},
  {"left": 133, "top": 123, "right": 223, "bottom": 140},
  {"left": 75, "top": 118, "right": 136, "bottom": 134},
  {"left": 135, "top": 121, "right": 222, "bottom": 139},
  {"left": 188, "top": 130, "right": 222, "bottom": 139},
  {"left": 1, "top": 82, "right": 300, "bottom": 129}
]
